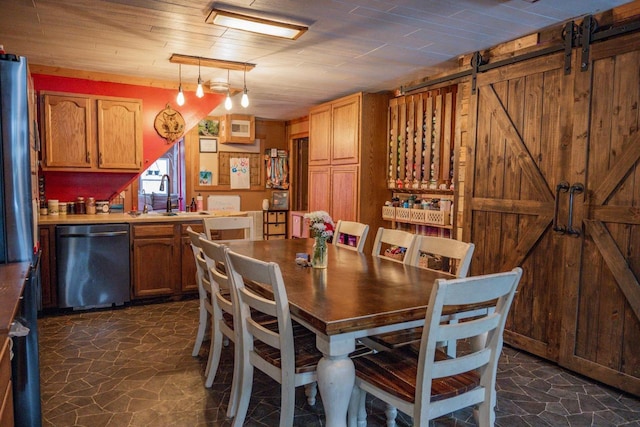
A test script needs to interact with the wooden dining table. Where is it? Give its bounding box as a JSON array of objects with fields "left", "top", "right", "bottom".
[{"left": 224, "top": 238, "right": 454, "bottom": 427}]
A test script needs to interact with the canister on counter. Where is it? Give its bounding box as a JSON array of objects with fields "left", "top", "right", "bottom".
[
  {"left": 96, "top": 200, "right": 110, "bottom": 214},
  {"left": 47, "top": 199, "right": 59, "bottom": 216},
  {"left": 59, "top": 202, "right": 67, "bottom": 215},
  {"left": 76, "top": 197, "right": 86, "bottom": 214},
  {"left": 67, "top": 201, "right": 76, "bottom": 214},
  {"left": 86, "top": 197, "right": 96, "bottom": 215}
]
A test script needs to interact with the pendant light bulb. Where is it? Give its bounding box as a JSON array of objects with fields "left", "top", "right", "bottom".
[
  {"left": 241, "top": 64, "right": 249, "bottom": 108},
  {"left": 241, "top": 88, "right": 249, "bottom": 108},
  {"left": 224, "top": 91, "right": 233, "bottom": 110},
  {"left": 176, "top": 64, "right": 185, "bottom": 106},
  {"left": 196, "top": 58, "right": 204, "bottom": 98},
  {"left": 177, "top": 86, "right": 185, "bottom": 106}
]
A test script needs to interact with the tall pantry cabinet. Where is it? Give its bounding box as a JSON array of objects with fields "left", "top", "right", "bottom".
[{"left": 308, "top": 92, "right": 389, "bottom": 254}]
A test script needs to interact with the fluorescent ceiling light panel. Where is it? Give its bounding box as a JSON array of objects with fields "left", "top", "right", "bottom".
[{"left": 206, "top": 9, "right": 307, "bottom": 40}]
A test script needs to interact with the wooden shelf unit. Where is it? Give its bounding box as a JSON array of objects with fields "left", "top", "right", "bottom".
[{"left": 263, "top": 210, "right": 288, "bottom": 240}]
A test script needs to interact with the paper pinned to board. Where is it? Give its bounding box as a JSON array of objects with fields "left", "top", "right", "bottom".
[
  {"left": 230, "top": 157, "right": 250, "bottom": 189},
  {"left": 207, "top": 195, "right": 241, "bottom": 211}
]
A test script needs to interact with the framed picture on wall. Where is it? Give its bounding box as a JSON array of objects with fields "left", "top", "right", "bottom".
[
  {"left": 271, "top": 191, "right": 289, "bottom": 210},
  {"left": 199, "top": 137, "right": 217, "bottom": 153},
  {"left": 198, "top": 119, "right": 219, "bottom": 136}
]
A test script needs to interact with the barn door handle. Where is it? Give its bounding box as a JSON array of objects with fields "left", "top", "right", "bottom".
[
  {"left": 553, "top": 181, "right": 569, "bottom": 234},
  {"left": 566, "top": 183, "right": 584, "bottom": 236}
]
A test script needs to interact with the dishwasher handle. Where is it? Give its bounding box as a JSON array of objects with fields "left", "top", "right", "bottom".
[{"left": 59, "top": 231, "right": 129, "bottom": 238}]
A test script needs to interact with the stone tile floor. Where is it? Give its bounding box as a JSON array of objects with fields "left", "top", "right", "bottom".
[{"left": 39, "top": 299, "right": 640, "bottom": 426}]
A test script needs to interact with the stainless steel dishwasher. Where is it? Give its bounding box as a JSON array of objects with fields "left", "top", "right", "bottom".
[{"left": 56, "top": 224, "right": 131, "bottom": 309}]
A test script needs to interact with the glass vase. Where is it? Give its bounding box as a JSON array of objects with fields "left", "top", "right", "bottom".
[{"left": 312, "top": 237, "right": 328, "bottom": 269}]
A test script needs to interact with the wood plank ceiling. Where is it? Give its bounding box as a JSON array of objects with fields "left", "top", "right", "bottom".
[{"left": 0, "top": 0, "right": 632, "bottom": 119}]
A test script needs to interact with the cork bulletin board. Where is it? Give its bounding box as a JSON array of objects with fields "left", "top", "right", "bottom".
[{"left": 217, "top": 152, "right": 262, "bottom": 187}]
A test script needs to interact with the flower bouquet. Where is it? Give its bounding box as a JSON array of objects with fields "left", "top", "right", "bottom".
[{"left": 304, "top": 211, "right": 334, "bottom": 268}]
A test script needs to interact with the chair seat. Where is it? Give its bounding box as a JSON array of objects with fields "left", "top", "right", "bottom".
[
  {"left": 353, "top": 346, "right": 480, "bottom": 403},
  {"left": 364, "top": 327, "right": 423, "bottom": 349},
  {"left": 253, "top": 321, "right": 323, "bottom": 374}
]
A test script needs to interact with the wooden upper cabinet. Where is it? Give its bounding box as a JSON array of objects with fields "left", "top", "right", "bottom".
[
  {"left": 41, "top": 91, "right": 143, "bottom": 172},
  {"left": 42, "top": 93, "right": 93, "bottom": 169},
  {"left": 308, "top": 104, "right": 331, "bottom": 165},
  {"left": 331, "top": 94, "right": 360, "bottom": 165},
  {"left": 309, "top": 93, "right": 361, "bottom": 166},
  {"left": 97, "top": 99, "right": 142, "bottom": 170}
]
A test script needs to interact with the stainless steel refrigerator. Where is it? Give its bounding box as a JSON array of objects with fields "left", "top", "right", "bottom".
[{"left": 1, "top": 53, "right": 42, "bottom": 427}]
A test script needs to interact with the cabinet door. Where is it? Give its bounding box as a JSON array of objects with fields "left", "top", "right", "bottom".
[
  {"left": 308, "top": 166, "right": 331, "bottom": 213},
  {"left": 97, "top": 99, "right": 143, "bottom": 170},
  {"left": 330, "top": 165, "right": 359, "bottom": 222},
  {"left": 42, "top": 93, "right": 93, "bottom": 169},
  {"left": 331, "top": 94, "right": 360, "bottom": 165},
  {"left": 309, "top": 104, "right": 332, "bottom": 165},
  {"left": 39, "top": 226, "right": 57, "bottom": 308},
  {"left": 132, "top": 225, "right": 179, "bottom": 298}
]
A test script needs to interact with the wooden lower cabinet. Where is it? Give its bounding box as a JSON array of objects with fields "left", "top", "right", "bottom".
[
  {"left": 132, "top": 224, "right": 179, "bottom": 298},
  {"left": 131, "top": 221, "right": 203, "bottom": 299},
  {"left": 39, "top": 225, "right": 57, "bottom": 308},
  {"left": 0, "top": 337, "right": 13, "bottom": 427}
]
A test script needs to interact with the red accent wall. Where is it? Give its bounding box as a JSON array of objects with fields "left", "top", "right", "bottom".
[{"left": 33, "top": 74, "right": 223, "bottom": 201}]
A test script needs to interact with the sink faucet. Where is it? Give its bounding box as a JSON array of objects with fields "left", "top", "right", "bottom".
[{"left": 158, "top": 174, "right": 172, "bottom": 213}]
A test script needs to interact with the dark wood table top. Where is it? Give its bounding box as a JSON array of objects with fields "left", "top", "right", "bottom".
[{"left": 225, "top": 239, "right": 454, "bottom": 336}]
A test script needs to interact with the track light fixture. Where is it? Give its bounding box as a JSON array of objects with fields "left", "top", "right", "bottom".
[{"left": 176, "top": 64, "right": 185, "bottom": 106}]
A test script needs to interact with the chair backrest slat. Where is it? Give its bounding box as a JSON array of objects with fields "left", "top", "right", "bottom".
[
  {"left": 371, "top": 227, "right": 418, "bottom": 263},
  {"left": 333, "top": 220, "right": 369, "bottom": 253},
  {"left": 203, "top": 216, "right": 255, "bottom": 241},
  {"left": 405, "top": 236, "right": 474, "bottom": 277}
]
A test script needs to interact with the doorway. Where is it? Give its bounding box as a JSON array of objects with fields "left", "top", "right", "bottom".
[{"left": 292, "top": 137, "right": 309, "bottom": 211}]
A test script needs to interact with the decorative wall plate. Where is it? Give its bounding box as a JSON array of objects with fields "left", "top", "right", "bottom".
[{"left": 154, "top": 104, "right": 185, "bottom": 143}]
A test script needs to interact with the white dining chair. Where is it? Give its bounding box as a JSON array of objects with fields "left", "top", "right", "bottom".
[
  {"left": 371, "top": 227, "right": 418, "bottom": 263},
  {"left": 332, "top": 220, "right": 369, "bottom": 253},
  {"left": 349, "top": 267, "right": 523, "bottom": 427},
  {"left": 202, "top": 216, "right": 255, "bottom": 241},
  {"left": 186, "top": 227, "right": 213, "bottom": 360},
  {"left": 366, "top": 236, "right": 476, "bottom": 356},
  {"left": 225, "top": 249, "right": 323, "bottom": 427},
  {"left": 198, "top": 238, "right": 242, "bottom": 416},
  {"left": 406, "top": 235, "right": 475, "bottom": 277}
]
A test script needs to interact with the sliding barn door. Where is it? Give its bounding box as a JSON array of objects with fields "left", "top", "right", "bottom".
[
  {"left": 558, "top": 32, "right": 640, "bottom": 395},
  {"left": 467, "top": 31, "right": 640, "bottom": 395},
  {"left": 466, "top": 52, "right": 574, "bottom": 362}
]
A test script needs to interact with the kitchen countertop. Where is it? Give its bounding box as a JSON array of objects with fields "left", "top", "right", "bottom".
[
  {"left": 0, "top": 262, "right": 29, "bottom": 335},
  {"left": 38, "top": 211, "right": 246, "bottom": 225}
]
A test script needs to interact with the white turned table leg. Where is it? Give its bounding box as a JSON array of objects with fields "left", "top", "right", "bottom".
[
  {"left": 315, "top": 334, "right": 356, "bottom": 427},
  {"left": 317, "top": 355, "right": 355, "bottom": 427}
]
